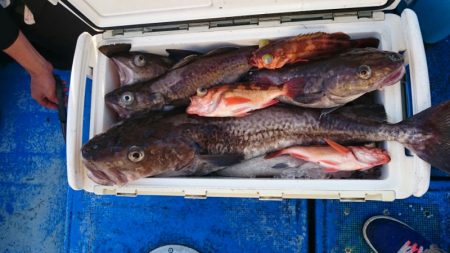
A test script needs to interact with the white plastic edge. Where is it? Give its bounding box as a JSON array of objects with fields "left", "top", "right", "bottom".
[
  {"left": 400, "top": 9, "right": 432, "bottom": 197},
  {"left": 63, "top": 0, "right": 400, "bottom": 28},
  {"left": 67, "top": 32, "right": 95, "bottom": 190}
]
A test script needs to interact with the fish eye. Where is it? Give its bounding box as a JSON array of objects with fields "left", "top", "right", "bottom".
[
  {"left": 128, "top": 146, "right": 145, "bottom": 163},
  {"left": 388, "top": 53, "right": 403, "bottom": 62},
  {"left": 262, "top": 54, "right": 273, "bottom": 65},
  {"left": 120, "top": 91, "right": 134, "bottom": 106},
  {"left": 133, "top": 54, "right": 146, "bottom": 67},
  {"left": 358, "top": 65, "right": 372, "bottom": 80},
  {"left": 196, "top": 87, "right": 208, "bottom": 97}
]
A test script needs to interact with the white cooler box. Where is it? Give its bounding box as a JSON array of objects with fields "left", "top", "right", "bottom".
[{"left": 64, "top": 0, "right": 431, "bottom": 201}]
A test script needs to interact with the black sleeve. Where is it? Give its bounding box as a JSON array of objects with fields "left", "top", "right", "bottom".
[{"left": 0, "top": 7, "right": 19, "bottom": 50}]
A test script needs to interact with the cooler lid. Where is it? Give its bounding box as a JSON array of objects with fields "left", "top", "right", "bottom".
[{"left": 60, "top": 0, "right": 400, "bottom": 31}]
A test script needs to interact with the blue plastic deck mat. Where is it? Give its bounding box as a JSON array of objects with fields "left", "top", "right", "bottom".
[
  {"left": 65, "top": 195, "right": 308, "bottom": 253},
  {"left": 315, "top": 181, "right": 450, "bottom": 253},
  {"left": 0, "top": 65, "right": 70, "bottom": 253}
]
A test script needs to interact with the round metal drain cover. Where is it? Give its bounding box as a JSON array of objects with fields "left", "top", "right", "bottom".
[{"left": 150, "top": 245, "right": 199, "bottom": 253}]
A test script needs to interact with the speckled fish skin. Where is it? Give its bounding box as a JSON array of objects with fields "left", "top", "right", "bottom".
[
  {"left": 105, "top": 47, "right": 255, "bottom": 119},
  {"left": 81, "top": 101, "right": 450, "bottom": 185},
  {"left": 251, "top": 32, "right": 379, "bottom": 69},
  {"left": 111, "top": 52, "right": 173, "bottom": 86},
  {"left": 248, "top": 48, "right": 405, "bottom": 108}
]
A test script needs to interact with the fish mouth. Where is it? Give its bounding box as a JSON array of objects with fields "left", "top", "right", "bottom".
[
  {"left": 111, "top": 58, "right": 133, "bottom": 86},
  {"left": 83, "top": 158, "right": 131, "bottom": 186},
  {"left": 105, "top": 99, "right": 132, "bottom": 119},
  {"left": 83, "top": 159, "right": 115, "bottom": 185},
  {"left": 377, "top": 65, "right": 406, "bottom": 88}
]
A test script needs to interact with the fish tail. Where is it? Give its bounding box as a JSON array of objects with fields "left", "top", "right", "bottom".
[
  {"left": 351, "top": 38, "right": 380, "bottom": 48},
  {"left": 282, "top": 77, "right": 305, "bottom": 99},
  {"left": 401, "top": 101, "right": 450, "bottom": 174}
]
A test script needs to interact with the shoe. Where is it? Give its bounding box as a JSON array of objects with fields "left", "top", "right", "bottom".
[{"left": 363, "top": 215, "right": 446, "bottom": 253}]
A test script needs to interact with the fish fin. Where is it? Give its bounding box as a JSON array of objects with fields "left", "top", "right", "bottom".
[
  {"left": 290, "top": 153, "right": 308, "bottom": 160},
  {"left": 205, "top": 47, "right": 239, "bottom": 56},
  {"left": 351, "top": 38, "right": 380, "bottom": 48},
  {"left": 323, "top": 167, "right": 339, "bottom": 173},
  {"left": 98, "top": 44, "right": 132, "bottom": 57},
  {"left": 292, "top": 91, "right": 325, "bottom": 104},
  {"left": 325, "top": 139, "right": 350, "bottom": 154},
  {"left": 319, "top": 106, "right": 343, "bottom": 119},
  {"left": 170, "top": 54, "right": 199, "bottom": 69},
  {"left": 261, "top": 99, "right": 279, "bottom": 108},
  {"left": 321, "top": 160, "right": 339, "bottom": 166},
  {"left": 265, "top": 149, "right": 308, "bottom": 161},
  {"left": 234, "top": 112, "right": 251, "bottom": 117},
  {"left": 283, "top": 77, "right": 306, "bottom": 99},
  {"left": 166, "top": 49, "right": 202, "bottom": 62},
  {"left": 293, "top": 32, "right": 349, "bottom": 41},
  {"left": 401, "top": 101, "right": 450, "bottom": 174},
  {"left": 224, "top": 96, "right": 252, "bottom": 105},
  {"left": 328, "top": 32, "right": 351, "bottom": 40}
]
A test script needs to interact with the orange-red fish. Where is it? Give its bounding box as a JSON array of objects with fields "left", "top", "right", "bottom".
[
  {"left": 251, "top": 32, "right": 379, "bottom": 69},
  {"left": 265, "top": 139, "right": 390, "bottom": 172},
  {"left": 186, "top": 82, "right": 301, "bottom": 117}
]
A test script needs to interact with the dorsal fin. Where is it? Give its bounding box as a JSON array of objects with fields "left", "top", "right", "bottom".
[
  {"left": 325, "top": 139, "right": 350, "bottom": 154},
  {"left": 166, "top": 49, "right": 202, "bottom": 62},
  {"left": 98, "top": 43, "right": 132, "bottom": 57},
  {"left": 170, "top": 54, "right": 199, "bottom": 70}
]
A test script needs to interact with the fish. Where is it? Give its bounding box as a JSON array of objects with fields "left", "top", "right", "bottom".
[
  {"left": 105, "top": 46, "right": 255, "bottom": 119},
  {"left": 186, "top": 82, "right": 302, "bottom": 117},
  {"left": 250, "top": 32, "right": 380, "bottom": 69},
  {"left": 99, "top": 44, "right": 201, "bottom": 86},
  {"left": 265, "top": 139, "right": 390, "bottom": 172},
  {"left": 81, "top": 101, "right": 450, "bottom": 186},
  {"left": 210, "top": 155, "right": 379, "bottom": 179},
  {"left": 110, "top": 52, "right": 173, "bottom": 86},
  {"left": 248, "top": 48, "right": 405, "bottom": 108},
  {"left": 210, "top": 155, "right": 326, "bottom": 178}
]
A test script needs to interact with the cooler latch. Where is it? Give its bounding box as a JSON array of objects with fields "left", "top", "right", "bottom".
[
  {"left": 258, "top": 191, "right": 284, "bottom": 201},
  {"left": 339, "top": 192, "right": 367, "bottom": 202},
  {"left": 184, "top": 190, "right": 207, "bottom": 199},
  {"left": 333, "top": 11, "right": 384, "bottom": 22}
]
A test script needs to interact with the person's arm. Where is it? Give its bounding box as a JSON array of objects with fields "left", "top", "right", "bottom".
[{"left": 1, "top": 7, "right": 57, "bottom": 109}]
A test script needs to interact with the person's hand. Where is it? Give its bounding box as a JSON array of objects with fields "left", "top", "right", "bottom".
[
  {"left": 29, "top": 63, "right": 58, "bottom": 110},
  {"left": 3, "top": 31, "right": 59, "bottom": 109}
]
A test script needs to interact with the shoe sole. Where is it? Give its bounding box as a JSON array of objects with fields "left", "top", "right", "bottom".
[{"left": 362, "top": 215, "right": 414, "bottom": 253}]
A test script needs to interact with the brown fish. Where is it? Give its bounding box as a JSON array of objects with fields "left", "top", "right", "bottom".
[
  {"left": 81, "top": 102, "right": 450, "bottom": 185},
  {"left": 248, "top": 48, "right": 405, "bottom": 108},
  {"left": 251, "top": 32, "right": 379, "bottom": 69},
  {"left": 105, "top": 47, "right": 255, "bottom": 119}
]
